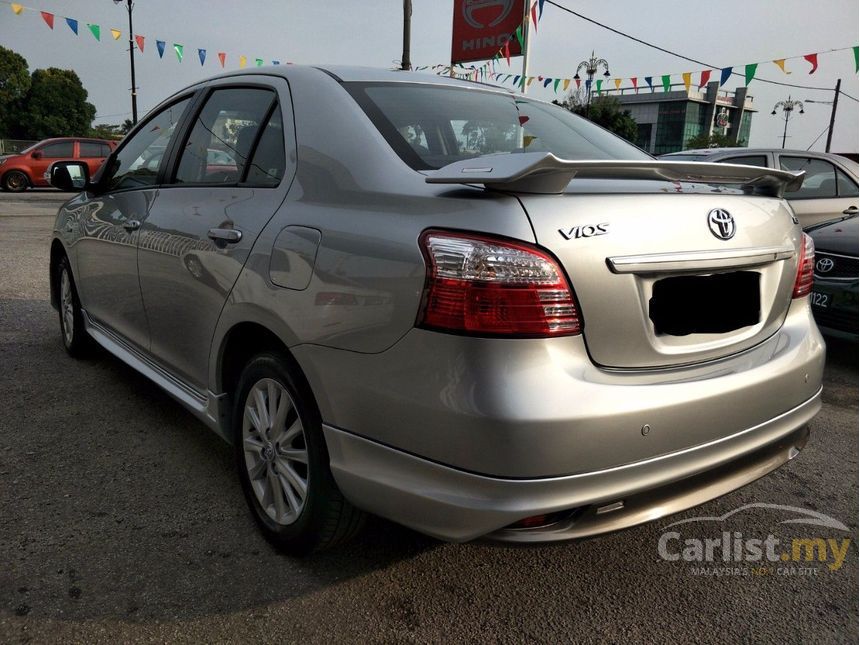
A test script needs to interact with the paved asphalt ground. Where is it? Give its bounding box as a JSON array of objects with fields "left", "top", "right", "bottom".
[{"left": 0, "top": 190, "right": 857, "bottom": 644}]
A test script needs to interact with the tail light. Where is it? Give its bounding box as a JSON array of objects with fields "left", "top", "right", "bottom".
[
  {"left": 792, "top": 233, "right": 815, "bottom": 298},
  {"left": 417, "top": 230, "right": 581, "bottom": 337}
]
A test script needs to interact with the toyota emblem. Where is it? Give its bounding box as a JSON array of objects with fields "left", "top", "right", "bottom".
[
  {"left": 707, "top": 209, "right": 736, "bottom": 240},
  {"left": 816, "top": 257, "right": 835, "bottom": 273}
]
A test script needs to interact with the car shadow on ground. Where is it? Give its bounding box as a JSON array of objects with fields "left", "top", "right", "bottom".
[{"left": 0, "top": 299, "right": 439, "bottom": 622}]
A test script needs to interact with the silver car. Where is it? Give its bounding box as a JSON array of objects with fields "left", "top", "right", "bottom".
[
  {"left": 48, "top": 66, "right": 825, "bottom": 554},
  {"left": 660, "top": 148, "right": 859, "bottom": 230}
]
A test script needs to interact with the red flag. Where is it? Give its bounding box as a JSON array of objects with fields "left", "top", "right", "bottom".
[
  {"left": 135, "top": 35, "right": 144, "bottom": 52},
  {"left": 217, "top": 52, "right": 226, "bottom": 68},
  {"left": 631, "top": 77, "right": 638, "bottom": 92},
  {"left": 531, "top": 2, "right": 538, "bottom": 29},
  {"left": 698, "top": 70, "right": 711, "bottom": 88},
  {"left": 40, "top": 11, "right": 54, "bottom": 29},
  {"left": 504, "top": 39, "right": 511, "bottom": 65},
  {"left": 575, "top": 78, "right": 581, "bottom": 89},
  {"left": 803, "top": 53, "right": 818, "bottom": 74}
]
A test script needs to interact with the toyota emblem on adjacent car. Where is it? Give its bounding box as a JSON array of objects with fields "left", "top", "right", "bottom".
[
  {"left": 707, "top": 209, "right": 736, "bottom": 240},
  {"left": 816, "top": 257, "right": 835, "bottom": 273},
  {"left": 463, "top": 0, "right": 514, "bottom": 29}
]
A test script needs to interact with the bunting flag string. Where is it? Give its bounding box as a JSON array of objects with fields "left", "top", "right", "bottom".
[{"left": 1, "top": 0, "right": 289, "bottom": 70}]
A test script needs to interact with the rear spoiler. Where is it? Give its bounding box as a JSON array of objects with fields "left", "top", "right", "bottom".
[{"left": 423, "top": 152, "right": 805, "bottom": 197}]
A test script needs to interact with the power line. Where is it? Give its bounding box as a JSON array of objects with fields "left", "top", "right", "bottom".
[
  {"left": 806, "top": 124, "right": 832, "bottom": 150},
  {"left": 545, "top": 0, "right": 855, "bottom": 96}
]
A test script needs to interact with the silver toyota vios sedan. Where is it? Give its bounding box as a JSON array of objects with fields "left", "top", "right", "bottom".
[{"left": 48, "top": 66, "right": 824, "bottom": 554}]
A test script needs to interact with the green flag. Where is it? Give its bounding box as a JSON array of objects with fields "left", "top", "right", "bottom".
[
  {"left": 744, "top": 63, "right": 758, "bottom": 85},
  {"left": 854, "top": 46, "right": 859, "bottom": 73},
  {"left": 515, "top": 26, "right": 524, "bottom": 50},
  {"left": 595, "top": 79, "right": 602, "bottom": 94},
  {"left": 661, "top": 74, "right": 671, "bottom": 92},
  {"left": 255, "top": 58, "right": 263, "bottom": 67},
  {"left": 553, "top": 78, "right": 560, "bottom": 93},
  {"left": 174, "top": 43, "right": 184, "bottom": 62},
  {"left": 87, "top": 23, "right": 100, "bottom": 41}
]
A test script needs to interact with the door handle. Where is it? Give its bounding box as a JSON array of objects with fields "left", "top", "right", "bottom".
[
  {"left": 123, "top": 219, "right": 141, "bottom": 231},
  {"left": 842, "top": 206, "right": 858, "bottom": 215},
  {"left": 208, "top": 228, "right": 242, "bottom": 243}
]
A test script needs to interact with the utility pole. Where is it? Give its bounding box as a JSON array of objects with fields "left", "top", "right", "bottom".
[
  {"left": 825, "top": 78, "right": 841, "bottom": 153},
  {"left": 401, "top": 0, "right": 412, "bottom": 71},
  {"left": 114, "top": 0, "right": 138, "bottom": 125}
]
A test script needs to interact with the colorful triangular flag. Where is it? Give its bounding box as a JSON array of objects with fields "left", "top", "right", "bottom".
[
  {"left": 10, "top": 4, "right": 23, "bottom": 15},
  {"left": 174, "top": 44, "right": 184, "bottom": 62},
  {"left": 631, "top": 77, "right": 638, "bottom": 92},
  {"left": 198, "top": 49, "right": 206, "bottom": 66},
  {"left": 854, "top": 46, "right": 859, "bottom": 73},
  {"left": 644, "top": 76, "right": 653, "bottom": 92},
  {"left": 698, "top": 70, "right": 711, "bottom": 88},
  {"left": 614, "top": 78, "right": 622, "bottom": 90},
  {"left": 661, "top": 75, "right": 671, "bottom": 92},
  {"left": 66, "top": 18, "right": 78, "bottom": 34},
  {"left": 773, "top": 59, "right": 790, "bottom": 74},
  {"left": 135, "top": 35, "right": 144, "bottom": 52},
  {"left": 87, "top": 24, "right": 100, "bottom": 41},
  {"left": 803, "top": 53, "right": 818, "bottom": 74},
  {"left": 110, "top": 28, "right": 121, "bottom": 41},
  {"left": 218, "top": 52, "right": 226, "bottom": 67},
  {"left": 239, "top": 55, "right": 247, "bottom": 68},
  {"left": 744, "top": 63, "right": 758, "bottom": 85},
  {"left": 719, "top": 67, "right": 732, "bottom": 86},
  {"left": 256, "top": 58, "right": 264, "bottom": 67},
  {"left": 156, "top": 40, "right": 166, "bottom": 58},
  {"left": 40, "top": 12, "right": 54, "bottom": 29},
  {"left": 682, "top": 72, "right": 691, "bottom": 92}
]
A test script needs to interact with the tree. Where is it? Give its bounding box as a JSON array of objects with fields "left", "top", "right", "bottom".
[
  {"left": 13, "top": 67, "right": 96, "bottom": 140},
  {"left": 0, "top": 46, "right": 30, "bottom": 137},
  {"left": 686, "top": 132, "right": 745, "bottom": 149},
  {"left": 554, "top": 92, "right": 638, "bottom": 143},
  {"left": 89, "top": 123, "right": 126, "bottom": 140}
]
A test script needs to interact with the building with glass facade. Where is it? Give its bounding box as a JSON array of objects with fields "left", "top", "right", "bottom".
[{"left": 605, "top": 81, "right": 755, "bottom": 155}]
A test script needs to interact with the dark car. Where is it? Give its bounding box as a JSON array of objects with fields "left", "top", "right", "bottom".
[
  {"left": 808, "top": 214, "right": 858, "bottom": 340},
  {"left": 0, "top": 137, "right": 117, "bottom": 192}
]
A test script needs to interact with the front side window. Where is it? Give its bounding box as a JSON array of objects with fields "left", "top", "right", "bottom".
[
  {"left": 347, "top": 83, "right": 651, "bottom": 170},
  {"left": 106, "top": 97, "right": 192, "bottom": 191},
  {"left": 174, "top": 88, "right": 276, "bottom": 185},
  {"left": 40, "top": 142, "right": 74, "bottom": 158},
  {"left": 780, "top": 156, "right": 839, "bottom": 199}
]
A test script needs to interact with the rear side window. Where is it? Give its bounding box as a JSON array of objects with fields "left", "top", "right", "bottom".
[
  {"left": 779, "top": 156, "right": 840, "bottom": 199},
  {"left": 245, "top": 106, "right": 286, "bottom": 187},
  {"left": 720, "top": 155, "right": 769, "bottom": 168},
  {"left": 79, "top": 142, "right": 111, "bottom": 158},
  {"left": 107, "top": 97, "right": 192, "bottom": 191},
  {"left": 174, "top": 88, "right": 277, "bottom": 185},
  {"left": 835, "top": 166, "right": 858, "bottom": 197},
  {"left": 347, "top": 82, "right": 651, "bottom": 170},
  {"left": 40, "top": 142, "right": 74, "bottom": 158}
]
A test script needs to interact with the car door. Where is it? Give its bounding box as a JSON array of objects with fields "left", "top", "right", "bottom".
[
  {"left": 31, "top": 140, "right": 74, "bottom": 186},
  {"left": 72, "top": 96, "right": 194, "bottom": 351},
  {"left": 778, "top": 154, "right": 858, "bottom": 228},
  {"left": 137, "top": 79, "right": 293, "bottom": 390}
]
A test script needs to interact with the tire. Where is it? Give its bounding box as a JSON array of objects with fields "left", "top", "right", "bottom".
[
  {"left": 233, "top": 353, "right": 365, "bottom": 554},
  {"left": 56, "top": 256, "right": 93, "bottom": 358},
  {"left": 2, "top": 170, "right": 29, "bottom": 192}
]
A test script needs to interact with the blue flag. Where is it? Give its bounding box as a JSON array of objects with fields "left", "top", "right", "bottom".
[
  {"left": 719, "top": 67, "right": 732, "bottom": 86},
  {"left": 198, "top": 49, "right": 206, "bottom": 66},
  {"left": 644, "top": 76, "right": 654, "bottom": 92},
  {"left": 156, "top": 40, "right": 166, "bottom": 58},
  {"left": 543, "top": 77, "right": 552, "bottom": 88},
  {"left": 65, "top": 18, "right": 78, "bottom": 34}
]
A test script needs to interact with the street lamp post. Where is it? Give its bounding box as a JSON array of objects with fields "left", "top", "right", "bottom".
[
  {"left": 771, "top": 96, "right": 804, "bottom": 149},
  {"left": 114, "top": 0, "right": 138, "bottom": 125},
  {"left": 573, "top": 51, "right": 610, "bottom": 120}
]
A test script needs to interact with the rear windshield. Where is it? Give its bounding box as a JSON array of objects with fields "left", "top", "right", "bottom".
[{"left": 346, "top": 82, "right": 651, "bottom": 170}]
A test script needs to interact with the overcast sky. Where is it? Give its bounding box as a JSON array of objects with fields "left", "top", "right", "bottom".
[{"left": 1, "top": 0, "right": 857, "bottom": 151}]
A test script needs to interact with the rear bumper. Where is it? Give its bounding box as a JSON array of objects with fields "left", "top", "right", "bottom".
[{"left": 323, "top": 391, "right": 819, "bottom": 542}]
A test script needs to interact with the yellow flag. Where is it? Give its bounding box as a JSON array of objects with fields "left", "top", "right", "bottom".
[
  {"left": 11, "top": 4, "right": 23, "bottom": 14},
  {"left": 239, "top": 55, "right": 247, "bottom": 68},
  {"left": 563, "top": 78, "right": 571, "bottom": 91},
  {"left": 773, "top": 59, "right": 790, "bottom": 74},
  {"left": 614, "top": 78, "right": 622, "bottom": 90},
  {"left": 682, "top": 72, "right": 692, "bottom": 92},
  {"left": 111, "top": 28, "right": 121, "bottom": 40},
  {"left": 527, "top": 76, "right": 535, "bottom": 86},
  {"left": 523, "top": 135, "right": 537, "bottom": 148}
]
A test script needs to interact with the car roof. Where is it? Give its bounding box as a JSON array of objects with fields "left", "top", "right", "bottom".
[{"left": 665, "top": 148, "right": 843, "bottom": 158}]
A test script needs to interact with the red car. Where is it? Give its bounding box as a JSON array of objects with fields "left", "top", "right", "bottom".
[{"left": 0, "top": 137, "right": 117, "bottom": 192}]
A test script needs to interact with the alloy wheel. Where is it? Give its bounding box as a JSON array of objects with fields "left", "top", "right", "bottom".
[
  {"left": 60, "top": 267, "right": 75, "bottom": 346},
  {"left": 242, "top": 378, "right": 309, "bottom": 526}
]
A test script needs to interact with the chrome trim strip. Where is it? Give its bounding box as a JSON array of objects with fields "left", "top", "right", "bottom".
[{"left": 607, "top": 245, "right": 795, "bottom": 274}]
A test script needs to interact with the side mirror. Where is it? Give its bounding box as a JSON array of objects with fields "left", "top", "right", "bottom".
[
  {"left": 49, "top": 161, "right": 90, "bottom": 192},
  {"left": 31, "top": 151, "right": 42, "bottom": 159}
]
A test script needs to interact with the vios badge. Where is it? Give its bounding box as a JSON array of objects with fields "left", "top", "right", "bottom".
[
  {"left": 463, "top": 0, "right": 515, "bottom": 29},
  {"left": 707, "top": 209, "right": 736, "bottom": 240},
  {"left": 816, "top": 257, "right": 835, "bottom": 273}
]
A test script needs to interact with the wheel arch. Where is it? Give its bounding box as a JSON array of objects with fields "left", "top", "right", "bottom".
[{"left": 2, "top": 166, "right": 33, "bottom": 188}]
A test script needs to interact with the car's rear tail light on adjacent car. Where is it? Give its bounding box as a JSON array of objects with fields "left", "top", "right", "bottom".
[
  {"left": 792, "top": 233, "right": 815, "bottom": 299},
  {"left": 417, "top": 230, "right": 581, "bottom": 337}
]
